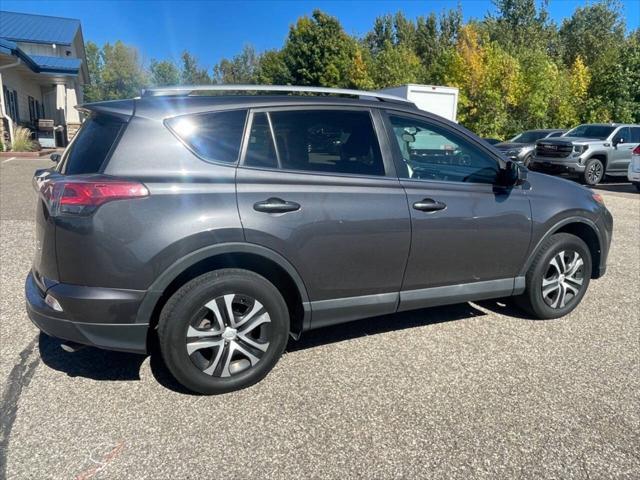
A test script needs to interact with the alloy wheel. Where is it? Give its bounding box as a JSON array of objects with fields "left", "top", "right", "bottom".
[
  {"left": 587, "top": 162, "right": 603, "bottom": 184},
  {"left": 186, "top": 294, "right": 271, "bottom": 377},
  {"left": 541, "top": 250, "right": 585, "bottom": 309}
]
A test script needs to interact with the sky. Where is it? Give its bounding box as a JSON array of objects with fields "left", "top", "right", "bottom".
[{"left": 2, "top": 0, "right": 639, "bottom": 69}]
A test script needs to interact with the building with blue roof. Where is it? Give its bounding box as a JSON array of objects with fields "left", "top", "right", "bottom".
[{"left": 0, "top": 10, "right": 89, "bottom": 148}]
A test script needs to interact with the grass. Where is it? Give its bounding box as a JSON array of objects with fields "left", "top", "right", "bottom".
[{"left": 11, "top": 126, "right": 37, "bottom": 152}]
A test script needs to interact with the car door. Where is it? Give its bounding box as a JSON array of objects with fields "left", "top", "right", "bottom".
[
  {"left": 610, "top": 127, "right": 634, "bottom": 172},
  {"left": 382, "top": 111, "right": 532, "bottom": 311},
  {"left": 236, "top": 107, "right": 411, "bottom": 329}
]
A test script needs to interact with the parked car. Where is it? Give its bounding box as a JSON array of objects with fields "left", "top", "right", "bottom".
[
  {"left": 530, "top": 123, "right": 640, "bottom": 185},
  {"left": 483, "top": 137, "right": 502, "bottom": 145},
  {"left": 628, "top": 144, "right": 640, "bottom": 191},
  {"left": 26, "top": 85, "right": 613, "bottom": 394},
  {"left": 494, "top": 129, "right": 566, "bottom": 167}
]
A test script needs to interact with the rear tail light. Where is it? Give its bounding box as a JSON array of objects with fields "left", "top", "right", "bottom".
[
  {"left": 36, "top": 176, "right": 148, "bottom": 215},
  {"left": 633, "top": 145, "right": 640, "bottom": 155}
]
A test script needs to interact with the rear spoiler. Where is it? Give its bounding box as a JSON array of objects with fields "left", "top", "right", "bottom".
[{"left": 75, "top": 99, "right": 135, "bottom": 120}]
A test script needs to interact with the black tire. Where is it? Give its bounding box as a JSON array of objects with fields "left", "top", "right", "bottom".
[
  {"left": 634, "top": 182, "right": 640, "bottom": 192},
  {"left": 582, "top": 158, "right": 604, "bottom": 185},
  {"left": 158, "top": 269, "right": 290, "bottom": 394},
  {"left": 516, "top": 233, "right": 592, "bottom": 319}
]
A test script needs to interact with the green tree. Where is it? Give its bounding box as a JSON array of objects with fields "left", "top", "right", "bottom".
[
  {"left": 282, "top": 9, "right": 356, "bottom": 87},
  {"left": 254, "top": 49, "right": 291, "bottom": 84},
  {"left": 370, "top": 41, "right": 421, "bottom": 88},
  {"left": 99, "top": 41, "right": 147, "bottom": 100},
  {"left": 83, "top": 41, "right": 103, "bottom": 102},
  {"left": 213, "top": 45, "right": 259, "bottom": 84},
  {"left": 180, "top": 51, "right": 211, "bottom": 85},
  {"left": 149, "top": 60, "right": 180, "bottom": 87}
]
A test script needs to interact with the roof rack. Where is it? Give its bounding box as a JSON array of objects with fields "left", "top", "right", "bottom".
[{"left": 141, "top": 84, "right": 414, "bottom": 105}]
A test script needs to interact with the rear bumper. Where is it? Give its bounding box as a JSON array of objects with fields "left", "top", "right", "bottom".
[{"left": 25, "top": 272, "right": 148, "bottom": 354}]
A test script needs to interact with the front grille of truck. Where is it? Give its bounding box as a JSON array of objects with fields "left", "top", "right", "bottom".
[{"left": 536, "top": 143, "right": 572, "bottom": 158}]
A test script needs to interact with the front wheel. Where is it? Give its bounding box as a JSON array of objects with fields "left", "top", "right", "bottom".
[
  {"left": 582, "top": 158, "right": 604, "bottom": 185},
  {"left": 517, "top": 233, "right": 592, "bottom": 319},
  {"left": 633, "top": 182, "right": 640, "bottom": 192},
  {"left": 157, "top": 269, "right": 290, "bottom": 394}
]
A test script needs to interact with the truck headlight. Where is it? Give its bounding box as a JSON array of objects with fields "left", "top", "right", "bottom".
[{"left": 573, "top": 145, "right": 588, "bottom": 154}]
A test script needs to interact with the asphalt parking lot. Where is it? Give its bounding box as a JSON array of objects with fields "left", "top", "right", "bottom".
[{"left": 1, "top": 157, "right": 638, "bottom": 479}]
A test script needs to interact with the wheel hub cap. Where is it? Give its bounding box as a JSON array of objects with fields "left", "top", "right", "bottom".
[
  {"left": 542, "top": 250, "right": 585, "bottom": 309},
  {"left": 222, "top": 327, "right": 237, "bottom": 341},
  {"left": 185, "top": 294, "right": 271, "bottom": 377}
]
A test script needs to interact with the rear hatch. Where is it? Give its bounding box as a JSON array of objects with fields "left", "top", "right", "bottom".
[{"left": 31, "top": 101, "right": 138, "bottom": 290}]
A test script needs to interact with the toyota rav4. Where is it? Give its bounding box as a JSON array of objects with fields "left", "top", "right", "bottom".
[{"left": 26, "top": 86, "right": 613, "bottom": 394}]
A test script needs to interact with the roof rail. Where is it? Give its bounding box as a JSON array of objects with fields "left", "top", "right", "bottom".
[{"left": 141, "top": 84, "right": 414, "bottom": 105}]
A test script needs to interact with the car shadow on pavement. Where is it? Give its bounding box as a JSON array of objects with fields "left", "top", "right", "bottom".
[
  {"left": 591, "top": 182, "right": 638, "bottom": 195},
  {"left": 38, "top": 332, "right": 146, "bottom": 381},
  {"left": 37, "top": 302, "right": 489, "bottom": 394}
]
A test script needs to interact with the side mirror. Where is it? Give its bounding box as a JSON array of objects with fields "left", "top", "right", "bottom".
[
  {"left": 50, "top": 153, "right": 61, "bottom": 163},
  {"left": 613, "top": 137, "right": 624, "bottom": 146},
  {"left": 499, "top": 160, "right": 525, "bottom": 187}
]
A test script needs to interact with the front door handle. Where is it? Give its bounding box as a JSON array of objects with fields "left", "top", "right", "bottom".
[
  {"left": 253, "top": 197, "right": 301, "bottom": 213},
  {"left": 413, "top": 198, "right": 447, "bottom": 212}
]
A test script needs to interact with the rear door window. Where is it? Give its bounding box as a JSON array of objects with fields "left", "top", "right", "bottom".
[
  {"left": 247, "top": 109, "right": 385, "bottom": 176},
  {"left": 166, "top": 109, "right": 247, "bottom": 164},
  {"left": 61, "top": 114, "right": 124, "bottom": 174}
]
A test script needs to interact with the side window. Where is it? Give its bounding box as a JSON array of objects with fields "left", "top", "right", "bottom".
[
  {"left": 548, "top": 131, "right": 563, "bottom": 138},
  {"left": 245, "top": 112, "right": 278, "bottom": 169},
  {"left": 61, "top": 114, "right": 124, "bottom": 174},
  {"left": 613, "top": 127, "right": 630, "bottom": 144},
  {"left": 166, "top": 109, "right": 247, "bottom": 164},
  {"left": 266, "top": 109, "right": 385, "bottom": 176},
  {"left": 629, "top": 127, "right": 640, "bottom": 144},
  {"left": 388, "top": 114, "right": 499, "bottom": 184}
]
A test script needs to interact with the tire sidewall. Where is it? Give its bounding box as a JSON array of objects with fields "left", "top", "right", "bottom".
[
  {"left": 160, "top": 270, "right": 289, "bottom": 394},
  {"left": 583, "top": 158, "right": 604, "bottom": 185},
  {"left": 527, "top": 234, "right": 592, "bottom": 319}
]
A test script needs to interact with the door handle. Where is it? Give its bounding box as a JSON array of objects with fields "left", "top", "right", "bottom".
[
  {"left": 253, "top": 197, "right": 301, "bottom": 213},
  {"left": 413, "top": 198, "right": 447, "bottom": 212}
]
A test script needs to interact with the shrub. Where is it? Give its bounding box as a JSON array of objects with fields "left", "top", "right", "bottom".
[{"left": 11, "top": 126, "right": 37, "bottom": 152}]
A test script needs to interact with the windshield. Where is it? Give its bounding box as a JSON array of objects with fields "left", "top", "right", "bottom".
[
  {"left": 509, "top": 131, "right": 550, "bottom": 143},
  {"left": 565, "top": 125, "right": 616, "bottom": 140}
]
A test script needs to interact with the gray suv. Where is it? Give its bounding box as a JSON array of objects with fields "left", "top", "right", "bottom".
[
  {"left": 494, "top": 129, "right": 566, "bottom": 166},
  {"left": 531, "top": 123, "right": 640, "bottom": 185},
  {"left": 26, "top": 86, "right": 613, "bottom": 394}
]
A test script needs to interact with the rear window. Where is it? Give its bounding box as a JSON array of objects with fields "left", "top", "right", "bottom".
[
  {"left": 61, "top": 114, "right": 124, "bottom": 174},
  {"left": 166, "top": 110, "right": 247, "bottom": 164}
]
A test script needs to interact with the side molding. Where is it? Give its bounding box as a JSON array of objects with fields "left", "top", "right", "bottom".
[{"left": 398, "top": 278, "right": 517, "bottom": 312}]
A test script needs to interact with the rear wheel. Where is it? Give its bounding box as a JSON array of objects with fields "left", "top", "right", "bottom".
[
  {"left": 158, "top": 269, "right": 289, "bottom": 394},
  {"left": 517, "top": 233, "right": 592, "bottom": 319},
  {"left": 582, "top": 158, "right": 604, "bottom": 185}
]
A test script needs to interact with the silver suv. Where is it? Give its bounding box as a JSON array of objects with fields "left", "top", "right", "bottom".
[{"left": 530, "top": 123, "right": 640, "bottom": 185}]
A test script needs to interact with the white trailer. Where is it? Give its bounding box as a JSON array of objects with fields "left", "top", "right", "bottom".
[{"left": 378, "top": 84, "right": 459, "bottom": 122}]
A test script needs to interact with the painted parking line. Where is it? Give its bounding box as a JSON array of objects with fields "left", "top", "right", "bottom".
[{"left": 2, "top": 157, "right": 16, "bottom": 163}]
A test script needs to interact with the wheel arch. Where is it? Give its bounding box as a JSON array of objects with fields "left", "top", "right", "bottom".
[
  {"left": 521, "top": 217, "right": 604, "bottom": 279},
  {"left": 136, "top": 243, "right": 311, "bottom": 343}
]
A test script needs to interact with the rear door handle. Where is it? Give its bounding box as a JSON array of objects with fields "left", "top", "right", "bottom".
[
  {"left": 253, "top": 197, "right": 301, "bottom": 213},
  {"left": 413, "top": 198, "right": 447, "bottom": 212}
]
